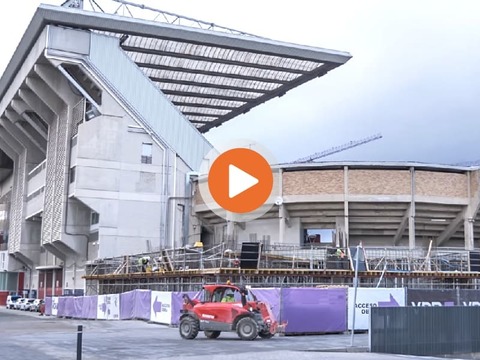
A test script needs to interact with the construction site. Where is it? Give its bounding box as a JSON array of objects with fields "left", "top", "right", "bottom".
[
  {"left": 0, "top": 0, "right": 478, "bottom": 301},
  {"left": 84, "top": 243, "right": 480, "bottom": 295}
]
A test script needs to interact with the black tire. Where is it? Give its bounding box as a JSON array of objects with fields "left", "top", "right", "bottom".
[
  {"left": 179, "top": 316, "right": 199, "bottom": 339},
  {"left": 236, "top": 317, "right": 258, "bottom": 340},
  {"left": 258, "top": 330, "right": 274, "bottom": 339},
  {"left": 204, "top": 330, "right": 221, "bottom": 339}
]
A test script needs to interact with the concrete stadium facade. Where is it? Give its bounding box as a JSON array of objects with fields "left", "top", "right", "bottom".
[
  {"left": 0, "top": 24, "right": 203, "bottom": 297},
  {"left": 0, "top": 5, "right": 350, "bottom": 297},
  {"left": 195, "top": 163, "right": 480, "bottom": 251}
]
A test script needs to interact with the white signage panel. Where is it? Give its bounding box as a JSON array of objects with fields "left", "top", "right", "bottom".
[
  {"left": 51, "top": 297, "right": 59, "bottom": 316},
  {"left": 97, "top": 294, "right": 120, "bottom": 320},
  {"left": 348, "top": 287, "right": 405, "bottom": 330},
  {"left": 150, "top": 291, "right": 172, "bottom": 325}
]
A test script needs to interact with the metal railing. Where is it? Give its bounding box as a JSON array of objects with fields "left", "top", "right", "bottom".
[{"left": 84, "top": 243, "right": 480, "bottom": 277}]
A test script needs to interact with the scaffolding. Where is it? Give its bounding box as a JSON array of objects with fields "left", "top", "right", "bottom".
[{"left": 84, "top": 244, "right": 480, "bottom": 295}]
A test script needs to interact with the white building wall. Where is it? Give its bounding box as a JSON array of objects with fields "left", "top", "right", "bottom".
[{"left": 72, "top": 90, "right": 180, "bottom": 257}]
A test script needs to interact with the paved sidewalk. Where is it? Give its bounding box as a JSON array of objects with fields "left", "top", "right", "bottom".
[{"left": 0, "top": 307, "right": 463, "bottom": 360}]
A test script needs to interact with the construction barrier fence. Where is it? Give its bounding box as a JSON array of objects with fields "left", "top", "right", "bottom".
[
  {"left": 370, "top": 306, "right": 480, "bottom": 356},
  {"left": 43, "top": 287, "right": 480, "bottom": 334}
]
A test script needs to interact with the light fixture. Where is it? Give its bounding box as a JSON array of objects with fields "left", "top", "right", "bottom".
[{"left": 430, "top": 219, "right": 447, "bottom": 222}]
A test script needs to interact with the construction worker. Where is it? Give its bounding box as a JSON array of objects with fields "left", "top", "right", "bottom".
[
  {"left": 221, "top": 290, "right": 235, "bottom": 302},
  {"left": 138, "top": 256, "right": 150, "bottom": 272}
]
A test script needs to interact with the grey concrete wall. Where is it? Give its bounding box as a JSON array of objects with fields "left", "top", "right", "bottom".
[{"left": 72, "top": 90, "right": 178, "bottom": 257}]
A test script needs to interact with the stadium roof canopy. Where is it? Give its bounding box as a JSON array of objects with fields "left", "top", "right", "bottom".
[{"left": 0, "top": 4, "right": 351, "bottom": 133}]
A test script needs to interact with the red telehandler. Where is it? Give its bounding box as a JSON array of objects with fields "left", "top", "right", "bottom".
[{"left": 179, "top": 283, "right": 282, "bottom": 340}]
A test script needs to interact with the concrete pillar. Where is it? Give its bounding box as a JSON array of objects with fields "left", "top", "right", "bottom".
[
  {"left": 464, "top": 171, "right": 479, "bottom": 250},
  {"left": 279, "top": 205, "right": 287, "bottom": 244},
  {"left": 278, "top": 168, "right": 285, "bottom": 244},
  {"left": 344, "top": 166, "right": 349, "bottom": 248},
  {"left": 226, "top": 220, "right": 235, "bottom": 247},
  {"left": 409, "top": 167, "right": 416, "bottom": 249},
  {"left": 464, "top": 218, "right": 475, "bottom": 250},
  {"left": 335, "top": 216, "right": 345, "bottom": 248}
]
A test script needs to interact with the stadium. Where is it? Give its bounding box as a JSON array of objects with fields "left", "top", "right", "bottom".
[{"left": 0, "top": 1, "right": 479, "bottom": 300}]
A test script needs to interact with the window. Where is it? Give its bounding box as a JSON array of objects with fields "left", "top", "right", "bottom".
[
  {"left": 141, "top": 143, "right": 152, "bottom": 164},
  {"left": 91, "top": 212, "right": 99, "bottom": 225},
  {"left": 69, "top": 167, "right": 76, "bottom": 183},
  {"left": 303, "top": 229, "right": 335, "bottom": 246}
]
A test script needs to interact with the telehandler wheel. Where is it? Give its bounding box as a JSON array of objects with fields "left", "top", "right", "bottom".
[
  {"left": 258, "top": 330, "right": 274, "bottom": 339},
  {"left": 236, "top": 317, "right": 258, "bottom": 340},
  {"left": 179, "top": 316, "right": 199, "bottom": 339},
  {"left": 204, "top": 330, "right": 221, "bottom": 339}
]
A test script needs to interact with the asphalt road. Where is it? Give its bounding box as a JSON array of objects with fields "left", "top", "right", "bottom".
[{"left": 0, "top": 307, "right": 463, "bottom": 360}]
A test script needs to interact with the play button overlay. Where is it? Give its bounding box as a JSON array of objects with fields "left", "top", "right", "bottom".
[
  {"left": 208, "top": 148, "right": 273, "bottom": 214},
  {"left": 228, "top": 165, "right": 259, "bottom": 198}
]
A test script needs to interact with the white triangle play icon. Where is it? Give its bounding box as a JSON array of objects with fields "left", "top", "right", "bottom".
[{"left": 229, "top": 164, "right": 259, "bottom": 198}]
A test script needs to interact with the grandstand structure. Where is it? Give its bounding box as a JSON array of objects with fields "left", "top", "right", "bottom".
[
  {"left": 85, "top": 162, "right": 480, "bottom": 295},
  {"left": 1, "top": 2, "right": 480, "bottom": 297},
  {"left": 0, "top": 3, "right": 351, "bottom": 297}
]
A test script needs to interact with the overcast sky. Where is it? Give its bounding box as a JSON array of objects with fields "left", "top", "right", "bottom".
[{"left": 1, "top": 0, "right": 479, "bottom": 165}]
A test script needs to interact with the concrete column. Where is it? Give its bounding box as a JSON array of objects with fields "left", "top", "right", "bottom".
[
  {"left": 279, "top": 205, "right": 286, "bottom": 244},
  {"left": 465, "top": 218, "right": 475, "bottom": 250},
  {"left": 409, "top": 167, "right": 416, "bottom": 249},
  {"left": 344, "top": 166, "right": 349, "bottom": 248},
  {"left": 226, "top": 220, "right": 235, "bottom": 246},
  {"left": 464, "top": 171, "right": 479, "bottom": 250},
  {"left": 278, "top": 168, "right": 285, "bottom": 244},
  {"left": 52, "top": 269, "right": 56, "bottom": 296},
  {"left": 335, "top": 216, "right": 345, "bottom": 248}
]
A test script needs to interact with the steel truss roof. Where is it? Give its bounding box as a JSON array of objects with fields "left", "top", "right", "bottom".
[{"left": 0, "top": 5, "right": 351, "bottom": 133}]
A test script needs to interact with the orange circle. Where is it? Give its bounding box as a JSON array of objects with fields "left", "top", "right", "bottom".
[{"left": 208, "top": 148, "right": 273, "bottom": 213}]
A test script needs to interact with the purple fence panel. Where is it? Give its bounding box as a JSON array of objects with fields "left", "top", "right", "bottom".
[
  {"left": 171, "top": 291, "right": 199, "bottom": 325},
  {"left": 281, "top": 288, "right": 347, "bottom": 334},
  {"left": 63, "top": 297, "right": 76, "bottom": 317},
  {"left": 57, "top": 297, "right": 67, "bottom": 317},
  {"left": 251, "top": 288, "right": 281, "bottom": 322},
  {"left": 120, "top": 290, "right": 151, "bottom": 320},
  {"left": 45, "top": 297, "right": 52, "bottom": 316},
  {"left": 81, "top": 296, "right": 98, "bottom": 319},
  {"left": 73, "top": 297, "right": 84, "bottom": 318},
  {"left": 133, "top": 290, "right": 151, "bottom": 320},
  {"left": 120, "top": 290, "right": 136, "bottom": 320}
]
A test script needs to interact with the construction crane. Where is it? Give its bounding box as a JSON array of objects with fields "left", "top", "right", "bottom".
[{"left": 293, "top": 133, "right": 383, "bottom": 163}]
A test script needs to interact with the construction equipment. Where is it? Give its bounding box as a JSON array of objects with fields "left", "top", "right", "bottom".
[
  {"left": 294, "top": 133, "right": 383, "bottom": 163},
  {"left": 179, "top": 283, "right": 281, "bottom": 340}
]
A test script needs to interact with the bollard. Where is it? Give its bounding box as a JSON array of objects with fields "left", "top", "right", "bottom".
[{"left": 77, "top": 325, "right": 83, "bottom": 360}]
